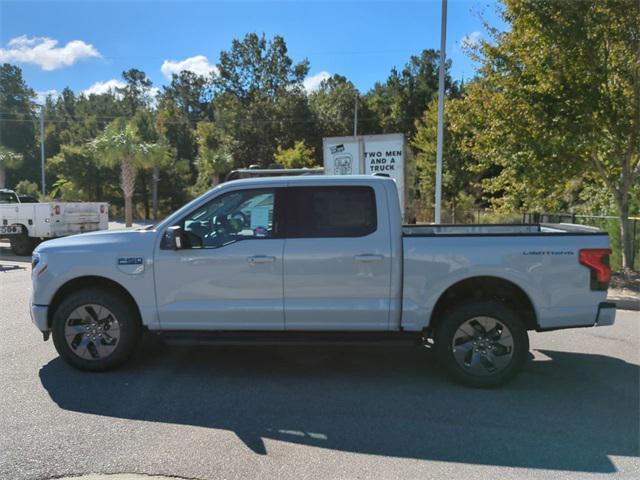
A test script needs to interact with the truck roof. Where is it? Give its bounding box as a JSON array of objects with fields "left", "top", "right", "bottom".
[{"left": 223, "top": 174, "right": 394, "bottom": 189}]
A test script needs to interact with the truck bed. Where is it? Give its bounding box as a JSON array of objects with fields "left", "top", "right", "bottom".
[{"left": 400, "top": 223, "right": 610, "bottom": 333}]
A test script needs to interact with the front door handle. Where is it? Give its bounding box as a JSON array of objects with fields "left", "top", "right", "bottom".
[
  {"left": 247, "top": 255, "right": 276, "bottom": 264},
  {"left": 181, "top": 256, "right": 217, "bottom": 265},
  {"left": 354, "top": 254, "right": 384, "bottom": 263}
]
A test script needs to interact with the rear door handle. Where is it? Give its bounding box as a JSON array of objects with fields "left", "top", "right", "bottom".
[
  {"left": 354, "top": 254, "right": 384, "bottom": 263},
  {"left": 247, "top": 255, "right": 276, "bottom": 264}
]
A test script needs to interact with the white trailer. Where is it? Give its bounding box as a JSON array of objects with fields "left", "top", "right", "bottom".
[
  {"left": 0, "top": 189, "right": 108, "bottom": 255},
  {"left": 323, "top": 133, "right": 406, "bottom": 215}
]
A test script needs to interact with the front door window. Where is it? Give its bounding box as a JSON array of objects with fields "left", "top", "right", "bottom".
[{"left": 180, "top": 189, "right": 276, "bottom": 249}]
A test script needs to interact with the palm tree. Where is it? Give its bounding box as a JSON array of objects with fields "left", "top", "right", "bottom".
[
  {"left": 0, "top": 146, "right": 23, "bottom": 189},
  {"left": 92, "top": 119, "right": 141, "bottom": 227},
  {"left": 93, "top": 118, "right": 173, "bottom": 226},
  {"left": 137, "top": 139, "right": 173, "bottom": 220}
]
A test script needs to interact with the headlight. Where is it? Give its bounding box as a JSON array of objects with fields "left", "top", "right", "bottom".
[{"left": 31, "top": 252, "right": 40, "bottom": 270}]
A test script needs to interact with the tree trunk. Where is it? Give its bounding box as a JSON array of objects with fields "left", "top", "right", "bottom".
[
  {"left": 619, "top": 199, "right": 634, "bottom": 270},
  {"left": 124, "top": 194, "right": 133, "bottom": 228},
  {"left": 152, "top": 167, "right": 159, "bottom": 220},
  {"left": 121, "top": 157, "right": 136, "bottom": 228},
  {"left": 0, "top": 166, "right": 5, "bottom": 189},
  {"left": 95, "top": 168, "right": 102, "bottom": 200},
  {"left": 140, "top": 173, "right": 149, "bottom": 220}
]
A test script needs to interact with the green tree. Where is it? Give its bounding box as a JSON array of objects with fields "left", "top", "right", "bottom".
[
  {"left": 131, "top": 110, "right": 175, "bottom": 219},
  {"left": 412, "top": 97, "right": 476, "bottom": 221},
  {"left": 117, "top": 68, "right": 154, "bottom": 115},
  {"left": 308, "top": 74, "right": 359, "bottom": 137},
  {"left": 14, "top": 179, "right": 39, "bottom": 197},
  {"left": 274, "top": 140, "right": 316, "bottom": 169},
  {"left": 306, "top": 74, "right": 374, "bottom": 162},
  {"left": 155, "top": 99, "right": 196, "bottom": 209},
  {"left": 92, "top": 119, "right": 141, "bottom": 226},
  {"left": 161, "top": 70, "right": 213, "bottom": 124},
  {"left": 45, "top": 87, "right": 125, "bottom": 200},
  {"left": 0, "top": 146, "right": 23, "bottom": 188},
  {"left": 215, "top": 33, "right": 308, "bottom": 97},
  {"left": 212, "top": 33, "right": 312, "bottom": 167},
  {"left": 466, "top": 0, "right": 640, "bottom": 269},
  {"left": 364, "top": 50, "right": 455, "bottom": 136},
  {"left": 15, "top": 180, "right": 40, "bottom": 198},
  {"left": 0, "top": 64, "right": 36, "bottom": 187},
  {"left": 190, "top": 122, "right": 232, "bottom": 196},
  {"left": 47, "top": 144, "right": 108, "bottom": 201}
]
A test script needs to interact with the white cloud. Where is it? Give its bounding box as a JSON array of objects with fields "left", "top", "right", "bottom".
[
  {"left": 35, "top": 89, "right": 60, "bottom": 105},
  {"left": 161, "top": 55, "right": 217, "bottom": 79},
  {"left": 303, "top": 71, "right": 331, "bottom": 93},
  {"left": 460, "top": 31, "right": 482, "bottom": 49},
  {"left": 0, "top": 35, "right": 100, "bottom": 71},
  {"left": 82, "top": 79, "right": 125, "bottom": 96}
]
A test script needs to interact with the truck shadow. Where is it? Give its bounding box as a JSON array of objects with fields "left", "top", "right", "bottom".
[
  {"left": 0, "top": 242, "right": 30, "bottom": 264},
  {"left": 39, "top": 341, "right": 639, "bottom": 473}
]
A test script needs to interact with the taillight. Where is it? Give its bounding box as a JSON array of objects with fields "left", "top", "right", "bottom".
[
  {"left": 100, "top": 205, "right": 105, "bottom": 214},
  {"left": 53, "top": 205, "right": 61, "bottom": 215},
  {"left": 579, "top": 248, "right": 611, "bottom": 290}
]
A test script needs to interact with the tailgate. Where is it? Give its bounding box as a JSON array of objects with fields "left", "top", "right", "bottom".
[
  {"left": 54, "top": 202, "right": 101, "bottom": 223},
  {"left": 50, "top": 202, "right": 109, "bottom": 234}
]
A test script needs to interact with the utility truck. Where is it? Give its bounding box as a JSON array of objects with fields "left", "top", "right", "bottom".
[
  {"left": 0, "top": 189, "right": 108, "bottom": 255},
  {"left": 30, "top": 176, "right": 615, "bottom": 386}
]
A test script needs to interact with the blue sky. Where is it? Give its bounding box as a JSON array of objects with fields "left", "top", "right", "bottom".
[{"left": 1, "top": 0, "right": 505, "bottom": 102}]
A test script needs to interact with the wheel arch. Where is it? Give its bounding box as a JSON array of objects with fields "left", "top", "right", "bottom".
[
  {"left": 47, "top": 276, "right": 142, "bottom": 328},
  {"left": 429, "top": 276, "right": 539, "bottom": 333},
  {"left": 7, "top": 223, "right": 29, "bottom": 237}
]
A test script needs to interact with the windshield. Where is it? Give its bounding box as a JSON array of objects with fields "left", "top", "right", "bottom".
[{"left": 0, "top": 191, "right": 18, "bottom": 203}]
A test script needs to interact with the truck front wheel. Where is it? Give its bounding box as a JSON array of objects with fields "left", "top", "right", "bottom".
[
  {"left": 434, "top": 301, "right": 529, "bottom": 387},
  {"left": 9, "top": 227, "right": 36, "bottom": 256},
  {"left": 51, "top": 288, "right": 141, "bottom": 371}
]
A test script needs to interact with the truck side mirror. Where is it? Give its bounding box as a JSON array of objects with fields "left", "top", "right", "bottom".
[{"left": 161, "top": 225, "right": 184, "bottom": 250}]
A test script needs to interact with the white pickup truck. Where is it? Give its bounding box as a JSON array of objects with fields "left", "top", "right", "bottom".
[
  {"left": 30, "top": 176, "right": 616, "bottom": 386},
  {"left": 0, "top": 189, "right": 108, "bottom": 255}
]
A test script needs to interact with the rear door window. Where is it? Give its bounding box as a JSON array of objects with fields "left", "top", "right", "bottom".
[{"left": 285, "top": 186, "right": 377, "bottom": 238}]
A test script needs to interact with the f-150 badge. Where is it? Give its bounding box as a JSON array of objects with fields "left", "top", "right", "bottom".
[
  {"left": 118, "top": 257, "right": 143, "bottom": 265},
  {"left": 117, "top": 257, "right": 144, "bottom": 274}
]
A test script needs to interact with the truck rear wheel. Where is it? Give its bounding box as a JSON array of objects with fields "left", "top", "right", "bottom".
[
  {"left": 9, "top": 227, "right": 36, "bottom": 256},
  {"left": 51, "top": 288, "right": 141, "bottom": 371},
  {"left": 434, "top": 301, "right": 529, "bottom": 387}
]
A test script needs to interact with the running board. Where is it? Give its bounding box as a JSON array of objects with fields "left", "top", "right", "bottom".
[{"left": 156, "top": 330, "right": 422, "bottom": 347}]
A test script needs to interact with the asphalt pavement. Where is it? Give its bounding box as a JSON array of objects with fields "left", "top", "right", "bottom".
[{"left": 1, "top": 248, "right": 639, "bottom": 480}]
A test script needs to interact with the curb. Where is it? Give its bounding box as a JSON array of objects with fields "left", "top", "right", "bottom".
[{"left": 607, "top": 297, "right": 640, "bottom": 311}]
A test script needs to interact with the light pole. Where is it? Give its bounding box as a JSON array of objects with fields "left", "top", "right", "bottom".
[
  {"left": 434, "top": 0, "right": 447, "bottom": 224},
  {"left": 353, "top": 94, "right": 358, "bottom": 137},
  {"left": 39, "top": 105, "right": 46, "bottom": 195}
]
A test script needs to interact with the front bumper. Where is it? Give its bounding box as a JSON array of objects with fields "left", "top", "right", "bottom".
[
  {"left": 595, "top": 302, "right": 616, "bottom": 327},
  {"left": 30, "top": 303, "right": 49, "bottom": 332}
]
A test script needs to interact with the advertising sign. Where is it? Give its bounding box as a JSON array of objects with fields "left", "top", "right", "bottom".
[
  {"left": 362, "top": 134, "right": 405, "bottom": 213},
  {"left": 322, "top": 138, "right": 362, "bottom": 175}
]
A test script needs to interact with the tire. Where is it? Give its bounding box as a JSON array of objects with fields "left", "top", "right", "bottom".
[
  {"left": 434, "top": 301, "right": 529, "bottom": 388},
  {"left": 9, "top": 227, "right": 36, "bottom": 256},
  {"left": 51, "top": 288, "right": 141, "bottom": 371}
]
